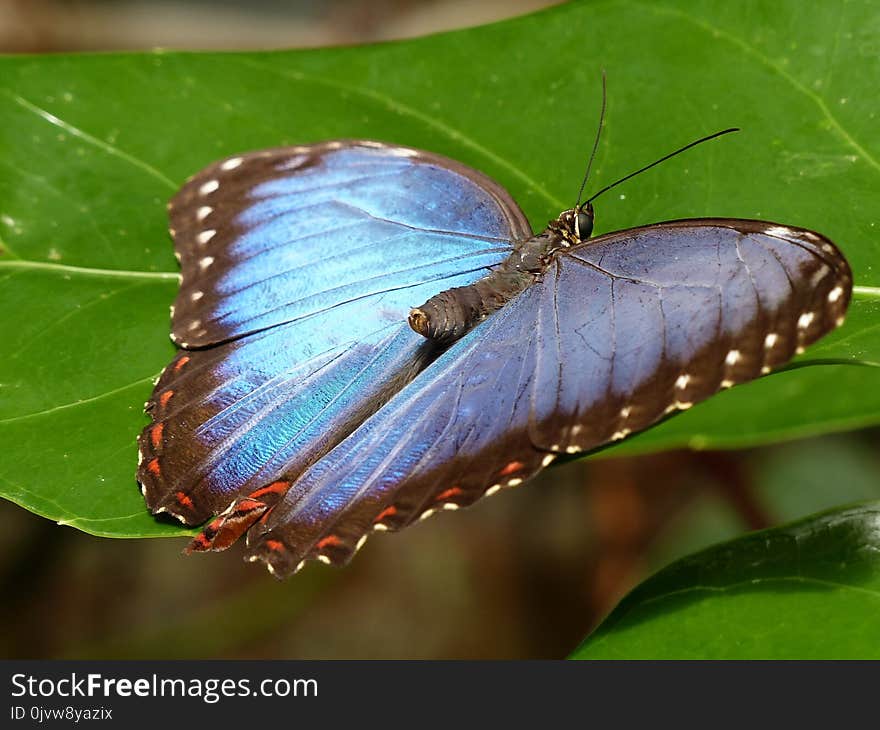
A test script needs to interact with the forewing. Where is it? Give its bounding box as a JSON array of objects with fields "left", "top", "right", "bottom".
[
  {"left": 168, "top": 141, "right": 531, "bottom": 346},
  {"left": 137, "top": 141, "right": 531, "bottom": 524},
  {"left": 241, "top": 219, "right": 850, "bottom": 576}
]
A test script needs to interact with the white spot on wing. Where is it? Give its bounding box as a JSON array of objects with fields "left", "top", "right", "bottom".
[
  {"left": 220, "top": 157, "right": 243, "bottom": 170},
  {"left": 317, "top": 554, "right": 332, "bottom": 565},
  {"left": 196, "top": 206, "right": 212, "bottom": 221},
  {"left": 764, "top": 225, "right": 791, "bottom": 238},
  {"left": 419, "top": 509, "right": 436, "bottom": 522},
  {"left": 442, "top": 503, "right": 459, "bottom": 511},
  {"left": 810, "top": 266, "right": 829, "bottom": 287},
  {"left": 675, "top": 374, "right": 690, "bottom": 389},
  {"left": 725, "top": 349, "right": 741, "bottom": 366},
  {"left": 199, "top": 179, "right": 219, "bottom": 195},
  {"left": 199, "top": 256, "right": 214, "bottom": 270},
  {"left": 507, "top": 478, "right": 523, "bottom": 487},
  {"left": 390, "top": 147, "right": 417, "bottom": 158},
  {"left": 197, "top": 229, "right": 216, "bottom": 244},
  {"left": 798, "top": 312, "right": 815, "bottom": 329},
  {"left": 764, "top": 333, "right": 778, "bottom": 348},
  {"left": 485, "top": 484, "right": 502, "bottom": 496},
  {"left": 828, "top": 286, "right": 843, "bottom": 303},
  {"left": 191, "top": 290, "right": 204, "bottom": 302},
  {"left": 541, "top": 454, "right": 556, "bottom": 467},
  {"left": 278, "top": 155, "right": 308, "bottom": 170}
]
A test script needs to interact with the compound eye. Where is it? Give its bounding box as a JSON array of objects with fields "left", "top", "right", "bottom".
[{"left": 575, "top": 211, "right": 593, "bottom": 240}]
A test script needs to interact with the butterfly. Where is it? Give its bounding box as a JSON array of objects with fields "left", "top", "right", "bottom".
[{"left": 137, "top": 134, "right": 852, "bottom": 578}]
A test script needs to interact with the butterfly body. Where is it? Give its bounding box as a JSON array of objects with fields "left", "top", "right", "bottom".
[
  {"left": 409, "top": 203, "right": 591, "bottom": 343},
  {"left": 137, "top": 140, "right": 851, "bottom": 577}
]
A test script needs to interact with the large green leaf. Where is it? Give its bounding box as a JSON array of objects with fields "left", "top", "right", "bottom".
[
  {"left": 573, "top": 500, "right": 880, "bottom": 659},
  {"left": 1, "top": 0, "right": 878, "bottom": 537}
]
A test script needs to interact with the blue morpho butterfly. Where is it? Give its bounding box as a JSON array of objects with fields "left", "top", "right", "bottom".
[{"left": 137, "top": 111, "right": 852, "bottom": 578}]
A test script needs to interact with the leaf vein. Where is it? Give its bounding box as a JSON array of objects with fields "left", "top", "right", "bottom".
[
  {"left": 2, "top": 89, "right": 177, "bottom": 190},
  {"left": 236, "top": 58, "right": 566, "bottom": 211},
  {"left": 631, "top": 0, "right": 880, "bottom": 174}
]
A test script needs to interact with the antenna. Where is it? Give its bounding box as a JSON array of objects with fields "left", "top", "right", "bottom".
[
  {"left": 575, "top": 70, "right": 607, "bottom": 207},
  {"left": 586, "top": 127, "right": 740, "bottom": 204}
]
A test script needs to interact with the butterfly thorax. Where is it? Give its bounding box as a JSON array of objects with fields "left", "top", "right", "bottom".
[{"left": 408, "top": 205, "right": 593, "bottom": 344}]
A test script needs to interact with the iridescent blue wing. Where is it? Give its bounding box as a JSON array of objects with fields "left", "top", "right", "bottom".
[
  {"left": 241, "top": 220, "right": 850, "bottom": 576},
  {"left": 137, "top": 141, "right": 532, "bottom": 526}
]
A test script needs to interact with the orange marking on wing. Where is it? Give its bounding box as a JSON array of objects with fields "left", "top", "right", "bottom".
[
  {"left": 257, "top": 510, "right": 273, "bottom": 526},
  {"left": 150, "top": 422, "right": 165, "bottom": 449},
  {"left": 265, "top": 539, "right": 285, "bottom": 552},
  {"left": 499, "top": 460, "right": 525, "bottom": 477},
  {"left": 173, "top": 356, "right": 190, "bottom": 372},
  {"left": 207, "top": 517, "right": 223, "bottom": 531},
  {"left": 175, "top": 491, "right": 194, "bottom": 510},
  {"left": 316, "top": 534, "right": 342, "bottom": 550},
  {"left": 249, "top": 481, "right": 290, "bottom": 499},
  {"left": 159, "top": 390, "right": 174, "bottom": 408},
  {"left": 147, "top": 458, "right": 161, "bottom": 477},
  {"left": 193, "top": 533, "right": 211, "bottom": 548},
  {"left": 374, "top": 505, "right": 398, "bottom": 523},
  {"left": 435, "top": 486, "right": 464, "bottom": 502},
  {"left": 234, "top": 499, "right": 265, "bottom": 514}
]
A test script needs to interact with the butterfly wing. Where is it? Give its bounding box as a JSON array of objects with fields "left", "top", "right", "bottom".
[
  {"left": 529, "top": 219, "right": 851, "bottom": 450},
  {"left": 241, "top": 219, "right": 851, "bottom": 576},
  {"left": 137, "top": 141, "right": 532, "bottom": 524}
]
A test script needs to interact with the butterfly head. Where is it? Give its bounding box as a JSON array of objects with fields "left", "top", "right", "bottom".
[{"left": 552, "top": 202, "right": 594, "bottom": 245}]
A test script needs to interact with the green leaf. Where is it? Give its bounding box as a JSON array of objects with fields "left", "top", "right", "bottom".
[
  {"left": 1, "top": 0, "right": 878, "bottom": 537},
  {"left": 646, "top": 434, "right": 880, "bottom": 572},
  {"left": 573, "top": 501, "right": 880, "bottom": 659}
]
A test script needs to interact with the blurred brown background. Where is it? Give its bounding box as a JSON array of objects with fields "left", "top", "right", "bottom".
[
  {"left": 0, "top": 0, "right": 553, "bottom": 51},
  {"left": 2, "top": 0, "right": 879, "bottom": 660}
]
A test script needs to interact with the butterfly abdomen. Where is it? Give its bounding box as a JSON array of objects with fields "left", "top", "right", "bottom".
[
  {"left": 408, "top": 268, "right": 530, "bottom": 343},
  {"left": 408, "top": 231, "right": 566, "bottom": 343}
]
